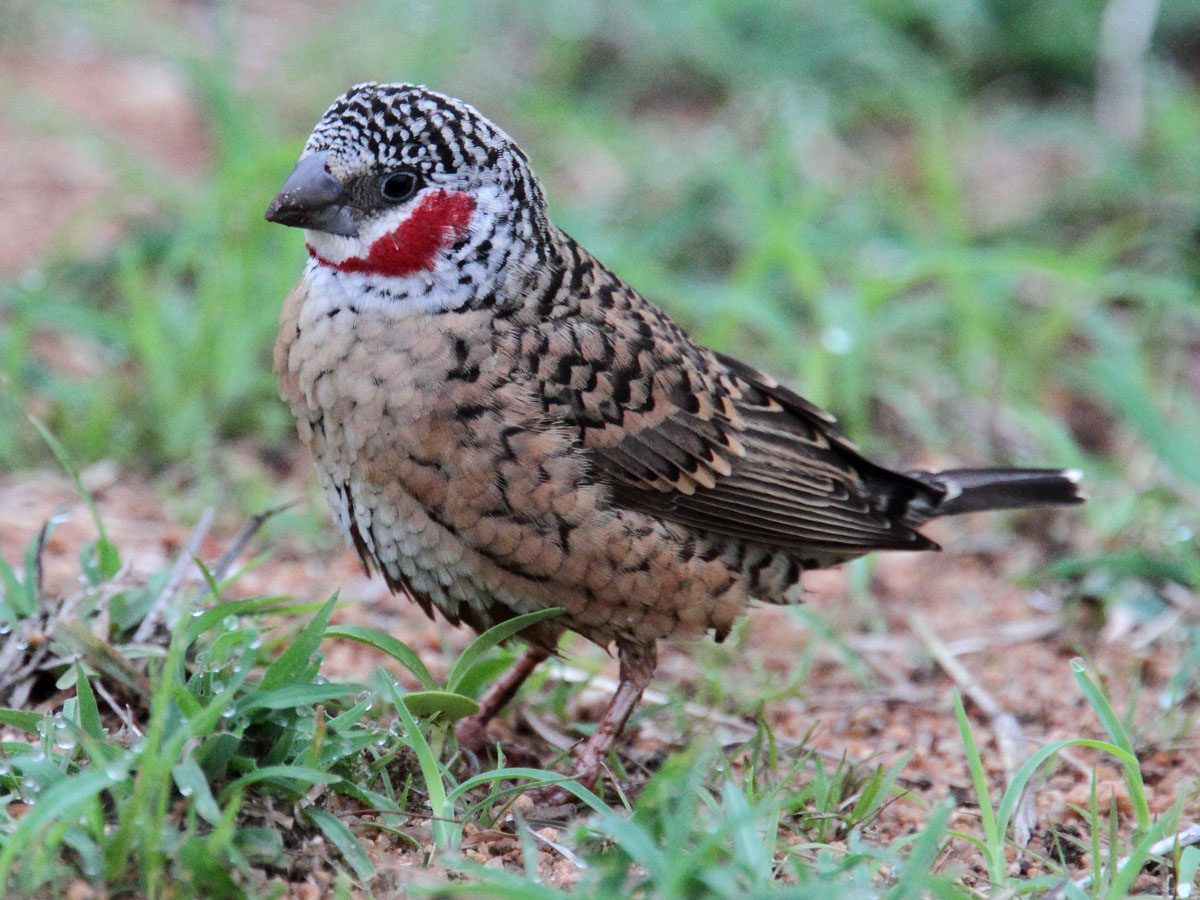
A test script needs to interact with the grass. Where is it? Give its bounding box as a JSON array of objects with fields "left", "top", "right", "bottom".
[
  {"left": 0, "top": 496, "right": 945, "bottom": 896},
  {"left": 0, "top": 483, "right": 592, "bottom": 894},
  {"left": 0, "top": 436, "right": 1195, "bottom": 894},
  {"left": 1, "top": 0, "right": 1199, "bottom": 894}
]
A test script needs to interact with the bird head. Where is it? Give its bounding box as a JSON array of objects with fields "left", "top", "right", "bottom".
[{"left": 266, "top": 83, "right": 549, "bottom": 306}]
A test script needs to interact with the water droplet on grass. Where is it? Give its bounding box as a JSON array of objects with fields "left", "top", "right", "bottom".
[
  {"left": 821, "top": 325, "right": 853, "bottom": 355},
  {"left": 53, "top": 719, "right": 75, "bottom": 750}
]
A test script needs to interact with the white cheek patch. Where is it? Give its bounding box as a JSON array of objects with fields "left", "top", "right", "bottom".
[
  {"left": 304, "top": 204, "right": 413, "bottom": 264},
  {"left": 303, "top": 230, "right": 365, "bottom": 264},
  {"left": 304, "top": 180, "right": 505, "bottom": 265},
  {"left": 299, "top": 182, "right": 513, "bottom": 315}
]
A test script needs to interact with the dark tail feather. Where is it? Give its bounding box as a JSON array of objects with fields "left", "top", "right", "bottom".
[{"left": 916, "top": 467, "right": 1086, "bottom": 517}]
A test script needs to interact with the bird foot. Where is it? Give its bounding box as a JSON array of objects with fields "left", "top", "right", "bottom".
[
  {"left": 522, "top": 742, "right": 606, "bottom": 807},
  {"left": 454, "top": 712, "right": 492, "bottom": 757}
]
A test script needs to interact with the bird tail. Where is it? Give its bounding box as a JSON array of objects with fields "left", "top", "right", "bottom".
[{"left": 915, "top": 467, "right": 1086, "bottom": 517}]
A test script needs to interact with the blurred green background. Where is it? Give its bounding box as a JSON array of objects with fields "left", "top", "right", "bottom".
[{"left": 1, "top": 0, "right": 1198, "bottom": 572}]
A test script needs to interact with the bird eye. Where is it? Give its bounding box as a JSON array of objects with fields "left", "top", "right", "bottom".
[{"left": 379, "top": 171, "right": 420, "bottom": 203}]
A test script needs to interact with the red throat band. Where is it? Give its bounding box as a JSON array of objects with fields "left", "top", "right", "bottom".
[{"left": 307, "top": 189, "right": 475, "bottom": 278}]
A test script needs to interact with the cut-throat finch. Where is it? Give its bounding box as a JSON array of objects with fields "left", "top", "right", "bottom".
[{"left": 266, "top": 82, "right": 1084, "bottom": 795}]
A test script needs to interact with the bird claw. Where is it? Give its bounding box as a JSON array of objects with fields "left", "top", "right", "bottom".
[{"left": 454, "top": 713, "right": 491, "bottom": 756}]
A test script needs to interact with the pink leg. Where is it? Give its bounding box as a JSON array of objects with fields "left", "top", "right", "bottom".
[
  {"left": 455, "top": 645, "right": 550, "bottom": 754},
  {"left": 569, "top": 642, "right": 657, "bottom": 791}
]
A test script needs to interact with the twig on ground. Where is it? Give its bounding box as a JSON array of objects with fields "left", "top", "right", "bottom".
[
  {"left": 1046, "top": 822, "right": 1200, "bottom": 897},
  {"left": 912, "top": 613, "right": 1038, "bottom": 847},
  {"left": 845, "top": 616, "right": 1061, "bottom": 659},
  {"left": 134, "top": 499, "right": 296, "bottom": 645},
  {"left": 32, "top": 511, "right": 61, "bottom": 604},
  {"left": 1128, "top": 607, "right": 1184, "bottom": 651},
  {"left": 528, "top": 825, "right": 589, "bottom": 870},
  {"left": 1096, "top": 0, "right": 1162, "bottom": 144},
  {"left": 55, "top": 620, "right": 152, "bottom": 698},
  {"left": 521, "top": 709, "right": 576, "bottom": 751},
  {"left": 210, "top": 498, "right": 299, "bottom": 584},
  {"left": 943, "top": 617, "right": 1063, "bottom": 658},
  {"left": 132, "top": 507, "right": 214, "bottom": 644},
  {"left": 91, "top": 678, "right": 142, "bottom": 735}
]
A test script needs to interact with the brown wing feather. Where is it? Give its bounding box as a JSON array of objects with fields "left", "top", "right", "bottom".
[
  {"left": 601, "top": 379, "right": 941, "bottom": 553},
  {"left": 527, "top": 234, "right": 942, "bottom": 556}
]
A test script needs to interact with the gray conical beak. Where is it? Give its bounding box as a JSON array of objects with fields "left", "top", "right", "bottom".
[{"left": 265, "top": 151, "right": 359, "bottom": 237}]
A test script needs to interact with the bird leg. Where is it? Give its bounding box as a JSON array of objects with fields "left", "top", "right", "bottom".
[
  {"left": 455, "top": 645, "right": 550, "bottom": 755},
  {"left": 568, "top": 641, "right": 657, "bottom": 791}
]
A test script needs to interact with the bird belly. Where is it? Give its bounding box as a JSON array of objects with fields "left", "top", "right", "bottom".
[{"left": 275, "top": 279, "right": 754, "bottom": 644}]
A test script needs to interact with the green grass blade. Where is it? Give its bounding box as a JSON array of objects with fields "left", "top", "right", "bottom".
[
  {"left": 304, "top": 808, "right": 376, "bottom": 882},
  {"left": 887, "top": 800, "right": 952, "bottom": 900},
  {"left": 448, "top": 766, "right": 607, "bottom": 815},
  {"left": 28, "top": 416, "right": 118, "bottom": 580},
  {"left": 445, "top": 608, "right": 562, "bottom": 694},
  {"left": 172, "top": 757, "right": 222, "bottom": 826},
  {"left": 324, "top": 624, "right": 435, "bottom": 689},
  {"left": 1178, "top": 846, "right": 1200, "bottom": 893},
  {"left": 1070, "top": 658, "right": 1151, "bottom": 833},
  {"left": 0, "top": 555, "right": 28, "bottom": 621},
  {"left": 1106, "top": 815, "right": 1174, "bottom": 898},
  {"left": 258, "top": 595, "right": 337, "bottom": 692},
  {"left": 952, "top": 690, "right": 1004, "bottom": 886},
  {"left": 0, "top": 770, "right": 115, "bottom": 889},
  {"left": 381, "top": 669, "right": 456, "bottom": 850},
  {"left": 217, "top": 765, "right": 339, "bottom": 804},
  {"left": 184, "top": 596, "right": 316, "bottom": 641},
  {"left": 0, "top": 709, "right": 44, "bottom": 734},
  {"left": 73, "top": 665, "right": 105, "bottom": 741},
  {"left": 850, "top": 752, "right": 911, "bottom": 823},
  {"left": 238, "top": 683, "right": 359, "bottom": 712},
  {"left": 397, "top": 690, "right": 479, "bottom": 721},
  {"left": 995, "top": 739, "right": 1134, "bottom": 843}
]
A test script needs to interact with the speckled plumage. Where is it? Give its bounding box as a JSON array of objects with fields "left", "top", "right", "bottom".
[{"left": 268, "top": 83, "right": 1084, "bottom": 791}]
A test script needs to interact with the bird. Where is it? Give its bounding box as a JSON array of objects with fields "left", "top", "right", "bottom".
[{"left": 265, "top": 82, "right": 1084, "bottom": 794}]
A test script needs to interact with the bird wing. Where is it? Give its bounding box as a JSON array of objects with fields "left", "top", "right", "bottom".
[
  {"left": 524, "top": 251, "right": 941, "bottom": 556},
  {"left": 600, "top": 348, "right": 941, "bottom": 554}
]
